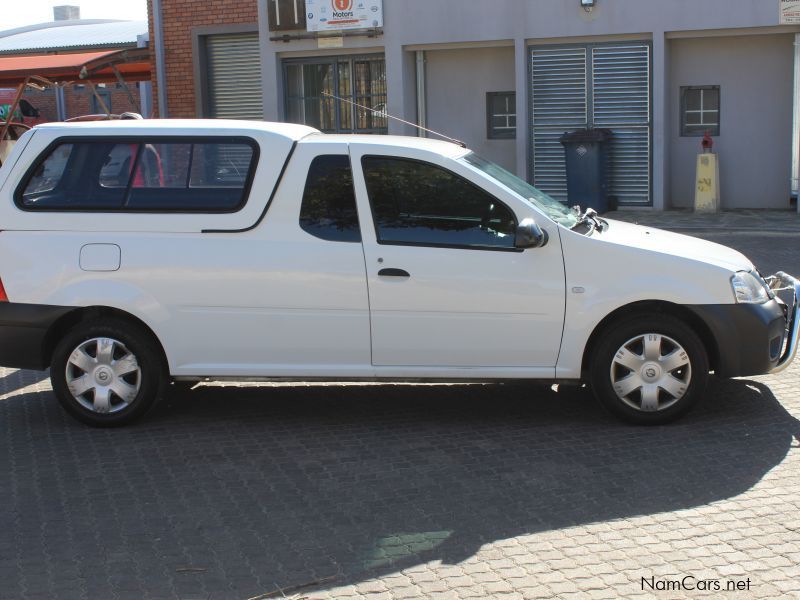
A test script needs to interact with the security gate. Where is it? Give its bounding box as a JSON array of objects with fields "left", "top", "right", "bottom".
[
  {"left": 530, "top": 42, "right": 651, "bottom": 206},
  {"left": 205, "top": 33, "right": 263, "bottom": 120}
]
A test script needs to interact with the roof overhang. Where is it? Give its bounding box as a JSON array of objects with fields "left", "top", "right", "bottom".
[{"left": 0, "top": 48, "right": 150, "bottom": 87}]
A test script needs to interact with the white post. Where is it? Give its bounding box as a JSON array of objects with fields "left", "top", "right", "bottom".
[
  {"left": 651, "top": 33, "right": 668, "bottom": 211},
  {"left": 514, "top": 37, "right": 528, "bottom": 181},
  {"left": 792, "top": 33, "right": 800, "bottom": 212},
  {"left": 55, "top": 84, "right": 67, "bottom": 121},
  {"left": 137, "top": 33, "right": 152, "bottom": 118},
  {"left": 415, "top": 51, "right": 427, "bottom": 137},
  {"left": 151, "top": 0, "right": 168, "bottom": 118}
]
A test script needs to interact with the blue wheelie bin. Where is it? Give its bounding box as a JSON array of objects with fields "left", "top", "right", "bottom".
[{"left": 559, "top": 128, "right": 612, "bottom": 214}]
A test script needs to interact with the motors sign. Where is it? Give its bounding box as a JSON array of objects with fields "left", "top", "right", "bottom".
[
  {"left": 306, "top": 0, "right": 383, "bottom": 32},
  {"left": 780, "top": 0, "right": 800, "bottom": 24}
]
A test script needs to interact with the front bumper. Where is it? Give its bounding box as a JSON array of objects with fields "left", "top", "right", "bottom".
[
  {"left": 687, "top": 271, "right": 799, "bottom": 378},
  {"left": 765, "top": 271, "right": 800, "bottom": 374}
]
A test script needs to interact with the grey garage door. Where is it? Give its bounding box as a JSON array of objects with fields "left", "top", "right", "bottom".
[
  {"left": 205, "top": 32, "right": 263, "bottom": 120},
  {"left": 530, "top": 43, "right": 651, "bottom": 206}
]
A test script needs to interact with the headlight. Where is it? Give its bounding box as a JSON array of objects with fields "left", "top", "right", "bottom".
[{"left": 731, "top": 271, "right": 770, "bottom": 304}]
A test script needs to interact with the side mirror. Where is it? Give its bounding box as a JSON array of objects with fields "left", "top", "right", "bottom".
[{"left": 515, "top": 218, "right": 549, "bottom": 249}]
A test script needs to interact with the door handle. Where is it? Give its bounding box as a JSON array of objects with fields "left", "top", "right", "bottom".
[{"left": 378, "top": 268, "right": 411, "bottom": 278}]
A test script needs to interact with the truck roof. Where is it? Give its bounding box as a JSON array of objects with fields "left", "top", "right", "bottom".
[
  {"left": 32, "top": 119, "right": 320, "bottom": 142},
  {"left": 31, "top": 119, "right": 471, "bottom": 158},
  {"left": 302, "top": 132, "right": 470, "bottom": 158}
]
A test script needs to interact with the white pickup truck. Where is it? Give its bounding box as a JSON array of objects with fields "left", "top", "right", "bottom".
[{"left": 0, "top": 119, "right": 796, "bottom": 427}]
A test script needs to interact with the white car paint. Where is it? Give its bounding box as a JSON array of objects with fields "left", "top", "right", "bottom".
[
  {"left": 0, "top": 120, "right": 757, "bottom": 382},
  {"left": 555, "top": 221, "right": 750, "bottom": 378},
  {"left": 348, "top": 141, "right": 565, "bottom": 371}
]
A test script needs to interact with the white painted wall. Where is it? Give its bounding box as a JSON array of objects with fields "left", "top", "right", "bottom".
[
  {"left": 669, "top": 34, "right": 794, "bottom": 209},
  {"left": 424, "top": 47, "right": 517, "bottom": 172}
]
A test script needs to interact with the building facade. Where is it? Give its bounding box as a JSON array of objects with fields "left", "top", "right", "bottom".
[{"left": 148, "top": 0, "right": 800, "bottom": 210}]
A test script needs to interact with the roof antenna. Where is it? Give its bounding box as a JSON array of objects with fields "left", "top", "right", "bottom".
[{"left": 321, "top": 92, "right": 467, "bottom": 148}]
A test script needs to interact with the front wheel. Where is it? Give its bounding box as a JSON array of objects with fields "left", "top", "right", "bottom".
[
  {"left": 589, "top": 314, "right": 709, "bottom": 425},
  {"left": 50, "top": 318, "right": 166, "bottom": 427}
]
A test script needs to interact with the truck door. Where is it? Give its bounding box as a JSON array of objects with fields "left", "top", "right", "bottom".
[{"left": 350, "top": 145, "right": 566, "bottom": 372}]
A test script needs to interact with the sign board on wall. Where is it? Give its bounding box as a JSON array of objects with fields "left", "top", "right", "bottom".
[
  {"left": 780, "top": 0, "right": 800, "bottom": 24},
  {"left": 306, "top": 0, "right": 383, "bottom": 32}
]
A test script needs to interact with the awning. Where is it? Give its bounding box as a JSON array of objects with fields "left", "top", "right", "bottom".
[
  {"left": 0, "top": 48, "right": 150, "bottom": 87},
  {"left": 0, "top": 47, "right": 151, "bottom": 149}
]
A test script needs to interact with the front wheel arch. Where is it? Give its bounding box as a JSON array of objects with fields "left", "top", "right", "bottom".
[{"left": 580, "top": 300, "right": 720, "bottom": 378}]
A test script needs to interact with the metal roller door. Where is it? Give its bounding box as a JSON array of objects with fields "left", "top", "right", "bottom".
[
  {"left": 205, "top": 33, "right": 263, "bottom": 120},
  {"left": 530, "top": 42, "right": 651, "bottom": 206},
  {"left": 530, "top": 46, "right": 588, "bottom": 203}
]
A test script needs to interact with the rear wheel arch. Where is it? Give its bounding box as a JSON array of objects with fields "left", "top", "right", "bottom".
[
  {"left": 43, "top": 306, "right": 169, "bottom": 374},
  {"left": 580, "top": 300, "right": 720, "bottom": 378}
]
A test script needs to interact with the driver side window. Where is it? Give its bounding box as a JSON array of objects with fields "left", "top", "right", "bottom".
[{"left": 361, "top": 156, "right": 517, "bottom": 249}]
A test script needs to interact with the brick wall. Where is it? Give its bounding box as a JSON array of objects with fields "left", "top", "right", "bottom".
[
  {"left": 22, "top": 89, "right": 57, "bottom": 121},
  {"left": 147, "top": 0, "right": 259, "bottom": 118},
  {"left": 22, "top": 85, "right": 142, "bottom": 121},
  {"left": 64, "top": 85, "right": 142, "bottom": 118}
]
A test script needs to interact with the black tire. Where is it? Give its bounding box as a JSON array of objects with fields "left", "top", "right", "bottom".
[
  {"left": 589, "top": 313, "right": 709, "bottom": 425},
  {"left": 50, "top": 318, "right": 166, "bottom": 427}
]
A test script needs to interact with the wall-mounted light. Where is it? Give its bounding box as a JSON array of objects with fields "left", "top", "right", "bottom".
[{"left": 581, "top": 0, "right": 596, "bottom": 12}]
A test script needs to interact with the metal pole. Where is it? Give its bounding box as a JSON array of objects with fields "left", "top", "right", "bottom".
[
  {"left": 415, "top": 50, "right": 427, "bottom": 137},
  {"left": 792, "top": 33, "right": 800, "bottom": 212},
  {"left": 152, "top": 0, "right": 169, "bottom": 118},
  {"left": 0, "top": 79, "right": 27, "bottom": 145},
  {"left": 112, "top": 64, "right": 141, "bottom": 113}
]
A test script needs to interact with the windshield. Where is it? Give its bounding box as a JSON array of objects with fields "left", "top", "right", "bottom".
[{"left": 461, "top": 153, "right": 579, "bottom": 228}]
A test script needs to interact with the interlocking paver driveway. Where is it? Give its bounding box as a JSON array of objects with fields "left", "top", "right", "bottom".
[{"left": 1, "top": 220, "right": 798, "bottom": 599}]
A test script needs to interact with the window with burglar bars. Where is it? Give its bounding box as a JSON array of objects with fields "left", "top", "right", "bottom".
[
  {"left": 681, "top": 86, "right": 720, "bottom": 137},
  {"left": 487, "top": 92, "right": 516, "bottom": 139},
  {"left": 284, "top": 55, "right": 388, "bottom": 134}
]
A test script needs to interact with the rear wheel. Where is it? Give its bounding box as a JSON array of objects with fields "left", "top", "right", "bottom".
[
  {"left": 50, "top": 318, "right": 166, "bottom": 427},
  {"left": 589, "top": 314, "right": 709, "bottom": 424}
]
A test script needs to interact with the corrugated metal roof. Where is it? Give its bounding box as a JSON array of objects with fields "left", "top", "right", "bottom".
[{"left": 0, "top": 20, "right": 147, "bottom": 54}]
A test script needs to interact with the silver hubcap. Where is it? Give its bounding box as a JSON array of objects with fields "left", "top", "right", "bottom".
[
  {"left": 65, "top": 337, "right": 141, "bottom": 414},
  {"left": 610, "top": 333, "right": 691, "bottom": 413}
]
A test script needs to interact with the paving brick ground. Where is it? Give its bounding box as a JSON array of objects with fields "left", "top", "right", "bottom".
[{"left": 1, "top": 213, "right": 799, "bottom": 599}]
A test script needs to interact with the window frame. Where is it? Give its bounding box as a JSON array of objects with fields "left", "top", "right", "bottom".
[
  {"left": 361, "top": 155, "right": 521, "bottom": 253},
  {"left": 486, "top": 91, "right": 517, "bottom": 140},
  {"left": 14, "top": 135, "right": 261, "bottom": 214},
  {"left": 299, "top": 154, "right": 361, "bottom": 243},
  {"left": 680, "top": 85, "right": 720, "bottom": 137},
  {"left": 282, "top": 54, "right": 388, "bottom": 134}
]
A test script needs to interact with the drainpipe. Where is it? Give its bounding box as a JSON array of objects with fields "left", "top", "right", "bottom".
[
  {"left": 137, "top": 33, "right": 153, "bottom": 118},
  {"left": 55, "top": 84, "right": 66, "bottom": 121},
  {"left": 415, "top": 50, "right": 426, "bottom": 137},
  {"left": 151, "top": 0, "right": 168, "bottom": 118},
  {"left": 792, "top": 33, "right": 800, "bottom": 211}
]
